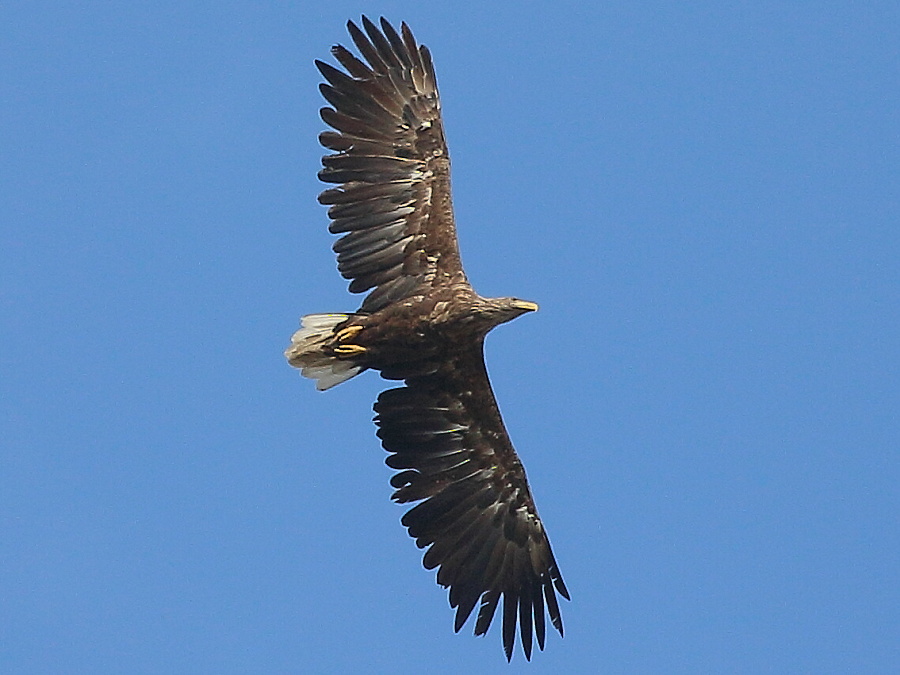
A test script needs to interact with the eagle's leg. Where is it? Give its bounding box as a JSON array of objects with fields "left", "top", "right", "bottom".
[
  {"left": 333, "top": 344, "right": 367, "bottom": 355},
  {"left": 333, "top": 325, "right": 367, "bottom": 355},
  {"left": 334, "top": 325, "right": 364, "bottom": 343}
]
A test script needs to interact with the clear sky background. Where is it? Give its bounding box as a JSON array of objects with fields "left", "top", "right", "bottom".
[{"left": 2, "top": 1, "right": 898, "bottom": 673}]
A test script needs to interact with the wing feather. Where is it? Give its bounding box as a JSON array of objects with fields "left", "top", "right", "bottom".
[
  {"left": 347, "top": 262, "right": 405, "bottom": 294},
  {"left": 349, "top": 18, "right": 390, "bottom": 72},
  {"left": 475, "top": 589, "right": 502, "bottom": 636},
  {"left": 380, "top": 18, "right": 414, "bottom": 68},
  {"left": 373, "top": 343, "right": 568, "bottom": 661},
  {"left": 532, "top": 577, "right": 547, "bottom": 650},
  {"left": 317, "top": 17, "right": 467, "bottom": 313},
  {"left": 363, "top": 16, "right": 405, "bottom": 70},
  {"left": 502, "top": 591, "right": 519, "bottom": 661},
  {"left": 519, "top": 578, "right": 534, "bottom": 661}
]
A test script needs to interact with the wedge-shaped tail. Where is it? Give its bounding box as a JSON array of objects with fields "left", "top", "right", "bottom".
[{"left": 285, "top": 313, "right": 363, "bottom": 390}]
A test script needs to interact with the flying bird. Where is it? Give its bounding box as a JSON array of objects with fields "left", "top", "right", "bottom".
[{"left": 285, "top": 17, "right": 569, "bottom": 661}]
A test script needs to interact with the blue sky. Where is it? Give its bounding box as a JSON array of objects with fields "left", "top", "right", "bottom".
[{"left": 2, "top": 1, "right": 898, "bottom": 672}]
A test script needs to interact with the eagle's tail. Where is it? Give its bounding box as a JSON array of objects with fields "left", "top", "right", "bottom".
[{"left": 285, "top": 313, "right": 364, "bottom": 391}]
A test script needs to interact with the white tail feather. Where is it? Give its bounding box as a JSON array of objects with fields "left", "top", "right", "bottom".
[{"left": 285, "top": 313, "right": 363, "bottom": 390}]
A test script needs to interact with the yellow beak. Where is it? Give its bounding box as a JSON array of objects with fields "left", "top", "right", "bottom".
[{"left": 512, "top": 300, "right": 539, "bottom": 312}]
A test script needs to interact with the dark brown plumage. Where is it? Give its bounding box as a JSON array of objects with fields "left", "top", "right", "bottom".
[{"left": 285, "top": 16, "right": 568, "bottom": 661}]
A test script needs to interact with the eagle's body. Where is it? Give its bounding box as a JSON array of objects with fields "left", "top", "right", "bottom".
[{"left": 286, "top": 17, "right": 568, "bottom": 661}]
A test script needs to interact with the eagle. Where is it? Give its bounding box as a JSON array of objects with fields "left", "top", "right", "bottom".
[{"left": 285, "top": 17, "right": 569, "bottom": 661}]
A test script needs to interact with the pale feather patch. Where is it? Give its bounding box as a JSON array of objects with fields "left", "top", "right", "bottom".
[
  {"left": 285, "top": 313, "right": 364, "bottom": 390},
  {"left": 302, "top": 313, "right": 348, "bottom": 330},
  {"left": 304, "top": 362, "right": 362, "bottom": 391}
]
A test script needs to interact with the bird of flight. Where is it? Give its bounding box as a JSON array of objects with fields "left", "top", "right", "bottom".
[{"left": 285, "top": 16, "right": 569, "bottom": 661}]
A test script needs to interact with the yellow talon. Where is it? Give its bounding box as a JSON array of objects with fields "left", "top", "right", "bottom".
[
  {"left": 335, "top": 325, "right": 364, "bottom": 342},
  {"left": 333, "top": 344, "right": 367, "bottom": 355}
]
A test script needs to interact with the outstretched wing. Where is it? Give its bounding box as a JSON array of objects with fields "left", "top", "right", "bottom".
[
  {"left": 317, "top": 17, "right": 466, "bottom": 314},
  {"left": 373, "top": 343, "right": 569, "bottom": 661}
]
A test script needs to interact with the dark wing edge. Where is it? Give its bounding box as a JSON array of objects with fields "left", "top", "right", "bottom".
[
  {"left": 317, "top": 16, "right": 466, "bottom": 314},
  {"left": 373, "top": 343, "right": 569, "bottom": 661}
]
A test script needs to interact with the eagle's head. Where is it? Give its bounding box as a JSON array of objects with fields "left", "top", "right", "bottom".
[{"left": 478, "top": 297, "right": 539, "bottom": 329}]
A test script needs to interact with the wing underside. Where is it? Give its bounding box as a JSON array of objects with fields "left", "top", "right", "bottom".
[
  {"left": 317, "top": 17, "right": 467, "bottom": 314},
  {"left": 374, "top": 343, "right": 569, "bottom": 661}
]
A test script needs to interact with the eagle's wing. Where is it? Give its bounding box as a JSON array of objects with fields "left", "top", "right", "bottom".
[
  {"left": 317, "top": 17, "right": 465, "bottom": 314},
  {"left": 374, "top": 342, "right": 569, "bottom": 661}
]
